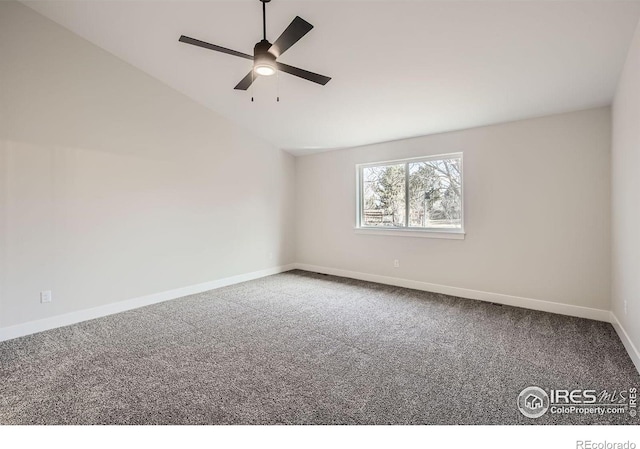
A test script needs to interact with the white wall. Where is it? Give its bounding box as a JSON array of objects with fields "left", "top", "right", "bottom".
[
  {"left": 296, "top": 108, "right": 612, "bottom": 314},
  {"left": 612, "top": 20, "right": 640, "bottom": 356},
  {"left": 0, "top": 2, "right": 295, "bottom": 329}
]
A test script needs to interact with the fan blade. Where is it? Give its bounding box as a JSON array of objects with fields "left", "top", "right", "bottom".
[
  {"left": 269, "top": 16, "right": 313, "bottom": 57},
  {"left": 179, "top": 35, "right": 253, "bottom": 61},
  {"left": 276, "top": 62, "right": 331, "bottom": 86},
  {"left": 234, "top": 71, "right": 255, "bottom": 91}
]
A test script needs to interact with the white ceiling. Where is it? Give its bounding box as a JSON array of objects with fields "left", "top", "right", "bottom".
[{"left": 23, "top": 1, "right": 640, "bottom": 155}]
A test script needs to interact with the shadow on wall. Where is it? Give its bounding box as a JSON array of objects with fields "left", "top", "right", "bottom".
[{"left": 0, "top": 1, "right": 295, "bottom": 328}]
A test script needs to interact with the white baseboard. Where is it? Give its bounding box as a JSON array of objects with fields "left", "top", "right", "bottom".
[
  {"left": 610, "top": 312, "right": 640, "bottom": 374},
  {"left": 0, "top": 264, "right": 296, "bottom": 342},
  {"left": 293, "top": 263, "right": 612, "bottom": 323},
  {"left": 0, "top": 261, "right": 619, "bottom": 350}
]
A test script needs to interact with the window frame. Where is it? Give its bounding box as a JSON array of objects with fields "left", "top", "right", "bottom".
[{"left": 355, "top": 152, "right": 465, "bottom": 238}]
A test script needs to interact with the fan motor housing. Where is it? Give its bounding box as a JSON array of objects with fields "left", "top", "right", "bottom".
[{"left": 254, "top": 40, "right": 276, "bottom": 61}]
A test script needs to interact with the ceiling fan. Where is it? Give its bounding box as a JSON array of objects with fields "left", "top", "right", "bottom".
[{"left": 178, "top": 0, "right": 331, "bottom": 91}]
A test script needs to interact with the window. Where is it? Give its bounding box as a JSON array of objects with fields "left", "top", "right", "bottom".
[{"left": 356, "top": 153, "right": 463, "bottom": 235}]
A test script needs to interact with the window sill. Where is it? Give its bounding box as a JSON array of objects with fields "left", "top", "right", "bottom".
[{"left": 354, "top": 227, "right": 465, "bottom": 240}]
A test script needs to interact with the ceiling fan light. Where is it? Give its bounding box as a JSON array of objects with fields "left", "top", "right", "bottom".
[{"left": 255, "top": 64, "right": 276, "bottom": 76}]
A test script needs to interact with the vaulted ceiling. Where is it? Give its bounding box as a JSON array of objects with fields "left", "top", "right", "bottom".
[{"left": 24, "top": 1, "right": 640, "bottom": 154}]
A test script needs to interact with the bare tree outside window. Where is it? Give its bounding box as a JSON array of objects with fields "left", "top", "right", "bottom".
[{"left": 358, "top": 154, "right": 463, "bottom": 231}]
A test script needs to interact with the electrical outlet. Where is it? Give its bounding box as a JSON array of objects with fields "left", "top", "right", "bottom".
[
  {"left": 40, "top": 290, "right": 52, "bottom": 304},
  {"left": 393, "top": 259, "right": 400, "bottom": 268}
]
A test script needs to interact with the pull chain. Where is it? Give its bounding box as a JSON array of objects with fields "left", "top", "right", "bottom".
[
  {"left": 276, "top": 69, "right": 280, "bottom": 102},
  {"left": 251, "top": 70, "right": 254, "bottom": 102}
]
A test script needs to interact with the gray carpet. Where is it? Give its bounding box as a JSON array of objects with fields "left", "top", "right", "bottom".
[{"left": 1, "top": 270, "right": 638, "bottom": 425}]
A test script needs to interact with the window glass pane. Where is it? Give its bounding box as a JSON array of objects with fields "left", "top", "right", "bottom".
[
  {"left": 408, "top": 157, "right": 462, "bottom": 229},
  {"left": 361, "top": 164, "right": 406, "bottom": 227}
]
